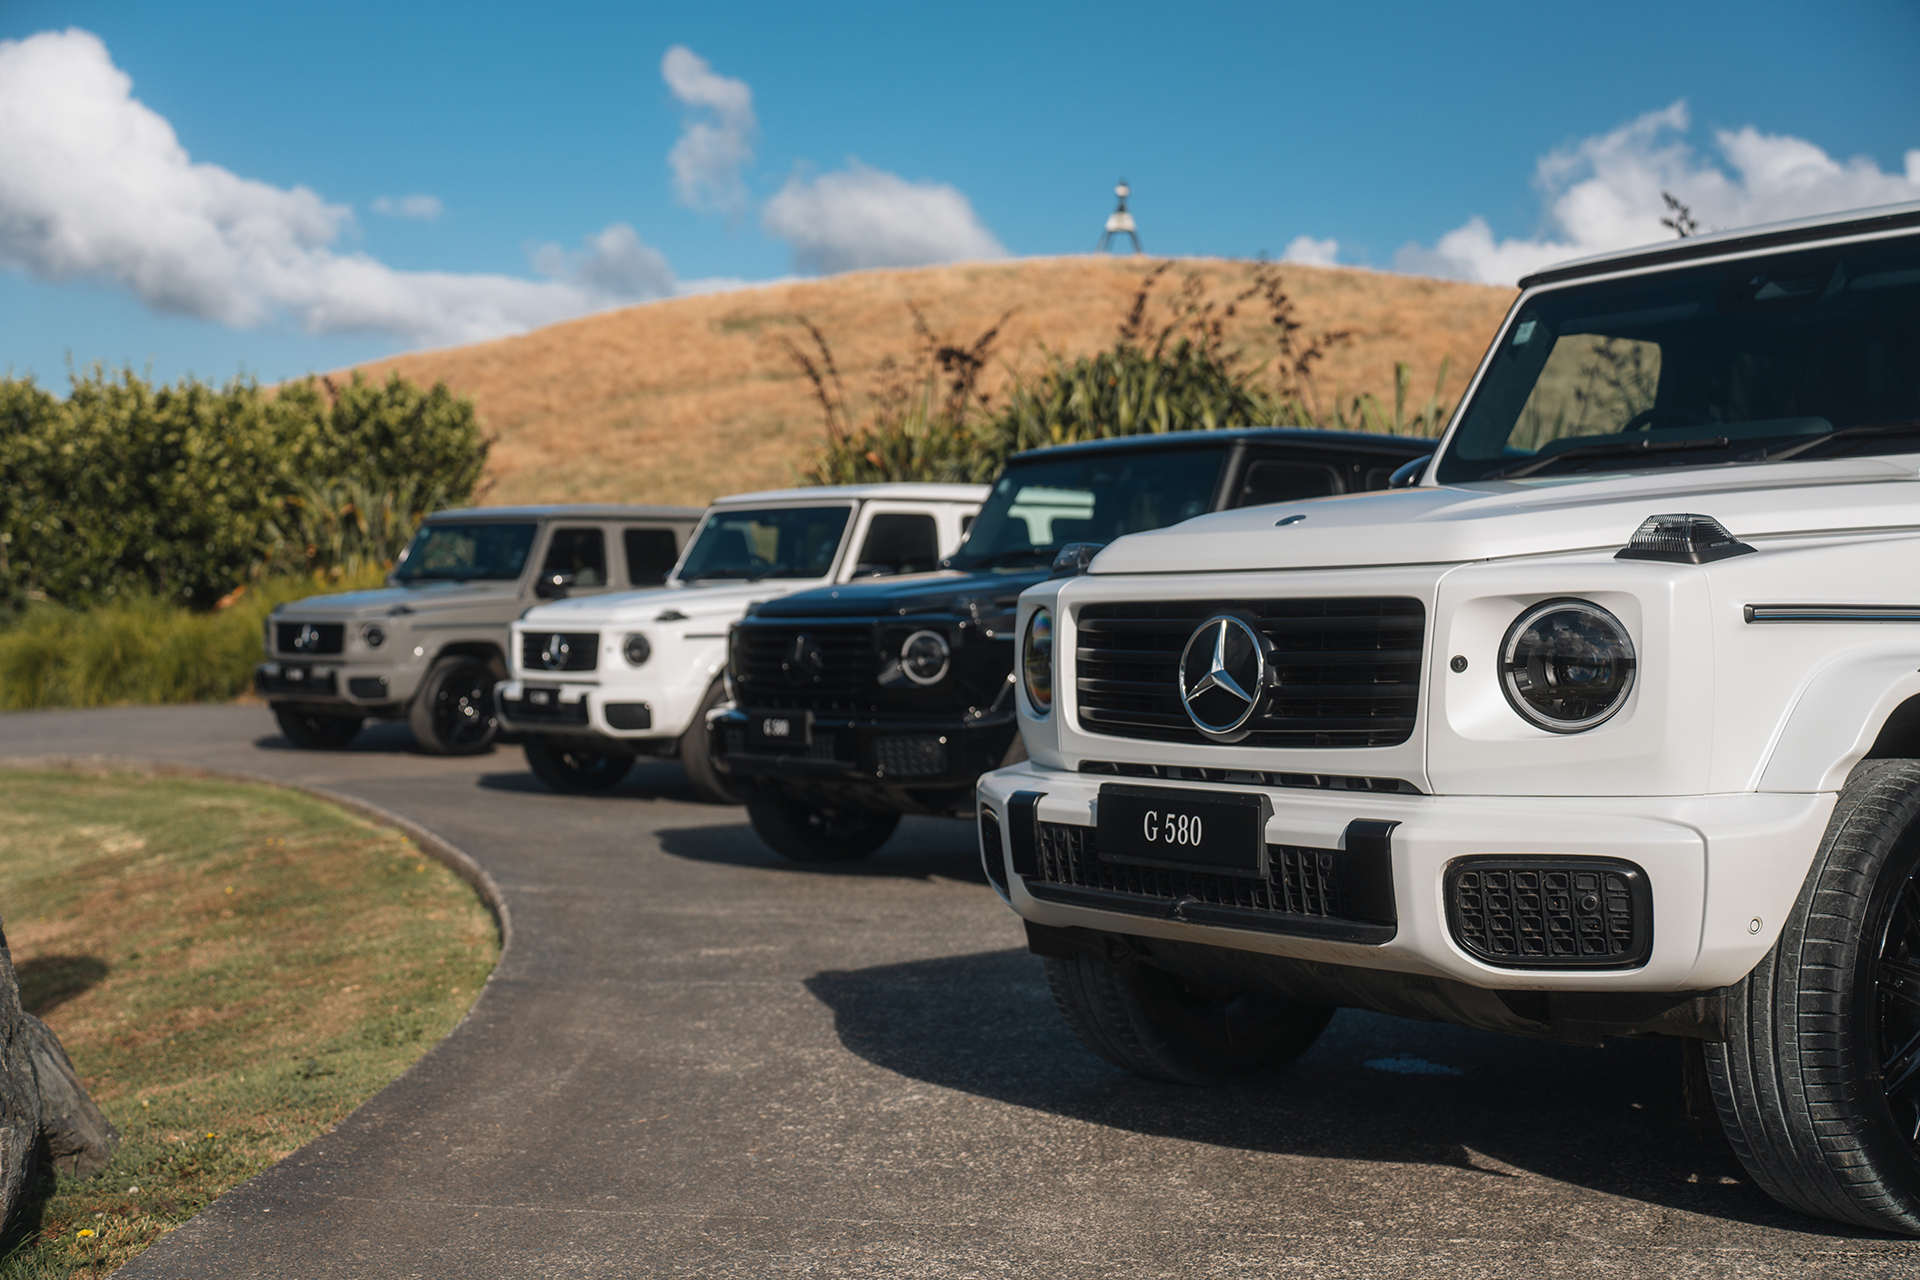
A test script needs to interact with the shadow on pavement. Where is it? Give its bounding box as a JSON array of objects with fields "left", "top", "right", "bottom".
[
  {"left": 655, "top": 817, "right": 988, "bottom": 883},
  {"left": 804, "top": 946, "right": 1872, "bottom": 1238},
  {"left": 253, "top": 720, "right": 423, "bottom": 755}
]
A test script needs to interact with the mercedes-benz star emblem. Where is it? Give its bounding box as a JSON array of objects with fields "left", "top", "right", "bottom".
[
  {"left": 293, "top": 623, "right": 320, "bottom": 652},
  {"left": 1178, "top": 615, "right": 1271, "bottom": 740},
  {"left": 783, "top": 633, "right": 826, "bottom": 687},
  {"left": 539, "top": 634, "right": 570, "bottom": 671}
]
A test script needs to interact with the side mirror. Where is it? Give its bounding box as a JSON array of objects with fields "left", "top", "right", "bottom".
[
  {"left": 1388, "top": 455, "right": 1432, "bottom": 488},
  {"left": 1050, "top": 542, "right": 1105, "bottom": 578},
  {"left": 534, "top": 571, "right": 575, "bottom": 599}
]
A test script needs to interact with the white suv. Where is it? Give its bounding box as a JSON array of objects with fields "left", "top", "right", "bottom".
[
  {"left": 497, "top": 483, "right": 984, "bottom": 801},
  {"left": 982, "top": 201, "right": 1920, "bottom": 1233}
]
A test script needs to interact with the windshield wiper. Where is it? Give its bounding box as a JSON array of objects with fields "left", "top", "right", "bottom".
[
  {"left": 1737, "top": 420, "right": 1920, "bottom": 463},
  {"left": 1489, "top": 435, "right": 1731, "bottom": 480}
]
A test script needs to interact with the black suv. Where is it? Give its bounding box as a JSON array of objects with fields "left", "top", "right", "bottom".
[{"left": 717, "top": 428, "right": 1434, "bottom": 860}]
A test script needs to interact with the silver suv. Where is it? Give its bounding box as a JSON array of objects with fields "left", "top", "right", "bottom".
[{"left": 257, "top": 504, "right": 700, "bottom": 753}]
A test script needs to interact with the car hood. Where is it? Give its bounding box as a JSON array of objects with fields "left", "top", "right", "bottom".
[
  {"left": 274, "top": 580, "right": 520, "bottom": 620},
  {"left": 517, "top": 578, "right": 833, "bottom": 629},
  {"left": 1089, "top": 456, "right": 1920, "bottom": 574},
  {"left": 751, "top": 568, "right": 1044, "bottom": 621}
]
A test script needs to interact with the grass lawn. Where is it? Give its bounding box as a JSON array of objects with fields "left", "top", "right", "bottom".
[{"left": 0, "top": 769, "right": 499, "bottom": 1276}]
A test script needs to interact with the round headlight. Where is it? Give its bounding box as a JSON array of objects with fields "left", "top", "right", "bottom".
[
  {"left": 1500, "top": 599, "right": 1636, "bottom": 732},
  {"left": 623, "top": 633, "right": 651, "bottom": 666},
  {"left": 1022, "top": 608, "right": 1053, "bottom": 715},
  {"left": 361, "top": 623, "right": 386, "bottom": 650},
  {"left": 901, "top": 630, "right": 951, "bottom": 685}
]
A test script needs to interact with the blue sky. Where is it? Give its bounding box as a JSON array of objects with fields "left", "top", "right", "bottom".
[{"left": 2, "top": 0, "right": 1916, "bottom": 386}]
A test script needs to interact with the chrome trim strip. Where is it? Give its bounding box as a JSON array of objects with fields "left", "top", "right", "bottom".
[{"left": 1744, "top": 604, "right": 1920, "bottom": 623}]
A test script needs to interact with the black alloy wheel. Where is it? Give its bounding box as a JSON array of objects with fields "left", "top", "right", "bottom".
[
  {"left": 1043, "top": 952, "right": 1333, "bottom": 1086},
  {"left": 744, "top": 788, "right": 901, "bottom": 862},
  {"left": 1708, "top": 758, "right": 1920, "bottom": 1233},
  {"left": 522, "top": 739, "right": 633, "bottom": 793},
  {"left": 272, "top": 705, "right": 364, "bottom": 750},
  {"left": 409, "top": 658, "right": 499, "bottom": 756}
]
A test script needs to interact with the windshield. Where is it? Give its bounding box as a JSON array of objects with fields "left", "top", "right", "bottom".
[
  {"left": 951, "top": 446, "right": 1229, "bottom": 569},
  {"left": 392, "top": 521, "right": 537, "bottom": 582},
  {"left": 676, "top": 505, "right": 852, "bottom": 582},
  {"left": 1435, "top": 232, "right": 1920, "bottom": 483}
]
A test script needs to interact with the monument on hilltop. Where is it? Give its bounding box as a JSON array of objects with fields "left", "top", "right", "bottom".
[{"left": 1096, "top": 180, "right": 1142, "bottom": 254}]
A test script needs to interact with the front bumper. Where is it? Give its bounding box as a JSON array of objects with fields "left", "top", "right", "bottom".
[
  {"left": 716, "top": 706, "right": 1018, "bottom": 814},
  {"left": 495, "top": 677, "right": 683, "bottom": 746},
  {"left": 255, "top": 660, "right": 418, "bottom": 711},
  {"left": 976, "top": 764, "right": 1835, "bottom": 992}
]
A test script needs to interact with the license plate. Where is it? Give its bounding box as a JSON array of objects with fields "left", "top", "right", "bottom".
[
  {"left": 525, "top": 685, "right": 557, "bottom": 707},
  {"left": 283, "top": 665, "right": 309, "bottom": 683},
  {"left": 1095, "top": 783, "right": 1268, "bottom": 877},
  {"left": 747, "top": 710, "right": 811, "bottom": 749}
]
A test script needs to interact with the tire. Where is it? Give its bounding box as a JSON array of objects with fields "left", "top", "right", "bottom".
[
  {"left": 1043, "top": 952, "right": 1333, "bottom": 1086},
  {"left": 1706, "top": 758, "right": 1920, "bottom": 1234},
  {"left": 272, "top": 705, "right": 364, "bottom": 750},
  {"left": 523, "top": 739, "right": 633, "bottom": 793},
  {"left": 744, "top": 788, "right": 901, "bottom": 862},
  {"left": 678, "top": 679, "right": 743, "bottom": 805},
  {"left": 408, "top": 658, "right": 499, "bottom": 756}
]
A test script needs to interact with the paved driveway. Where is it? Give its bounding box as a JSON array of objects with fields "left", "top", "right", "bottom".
[{"left": 1, "top": 706, "right": 1913, "bottom": 1277}]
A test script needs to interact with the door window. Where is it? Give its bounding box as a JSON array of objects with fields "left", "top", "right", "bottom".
[
  {"left": 623, "top": 527, "right": 681, "bottom": 586},
  {"left": 542, "top": 527, "right": 607, "bottom": 587},
  {"left": 1237, "top": 460, "right": 1341, "bottom": 507},
  {"left": 853, "top": 513, "right": 940, "bottom": 576}
]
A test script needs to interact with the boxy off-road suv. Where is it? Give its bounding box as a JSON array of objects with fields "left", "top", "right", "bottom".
[
  {"left": 718, "top": 429, "right": 1433, "bottom": 860},
  {"left": 257, "top": 504, "right": 700, "bottom": 754},
  {"left": 496, "top": 484, "right": 984, "bottom": 802},
  {"left": 982, "top": 202, "right": 1920, "bottom": 1233}
]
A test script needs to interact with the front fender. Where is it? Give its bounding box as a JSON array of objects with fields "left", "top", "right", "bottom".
[{"left": 1757, "top": 648, "right": 1920, "bottom": 792}]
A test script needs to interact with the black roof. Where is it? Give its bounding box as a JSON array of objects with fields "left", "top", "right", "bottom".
[
  {"left": 1517, "top": 200, "right": 1920, "bottom": 291},
  {"left": 1011, "top": 426, "right": 1433, "bottom": 464}
]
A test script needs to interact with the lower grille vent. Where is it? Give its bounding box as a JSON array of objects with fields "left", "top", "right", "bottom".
[
  {"left": 979, "top": 808, "right": 1007, "bottom": 892},
  {"left": 1445, "top": 857, "right": 1651, "bottom": 969},
  {"left": 873, "top": 734, "right": 947, "bottom": 778},
  {"left": 1024, "top": 821, "right": 1395, "bottom": 944}
]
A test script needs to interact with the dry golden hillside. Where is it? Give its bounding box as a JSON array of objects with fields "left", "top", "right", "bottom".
[{"left": 353, "top": 256, "right": 1515, "bottom": 508}]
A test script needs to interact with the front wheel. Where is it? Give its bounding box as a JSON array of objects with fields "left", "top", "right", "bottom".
[
  {"left": 744, "top": 789, "right": 900, "bottom": 862},
  {"left": 1707, "top": 758, "right": 1920, "bottom": 1234},
  {"left": 523, "top": 739, "right": 633, "bottom": 793},
  {"left": 408, "top": 658, "right": 498, "bottom": 755},
  {"left": 678, "top": 679, "right": 743, "bottom": 805},
  {"left": 272, "top": 705, "right": 364, "bottom": 750},
  {"left": 1044, "top": 953, "right": 1333, "bottom": 1086}
]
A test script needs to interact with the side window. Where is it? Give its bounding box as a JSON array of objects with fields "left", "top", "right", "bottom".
[
  {"left": 1238, "top": 460, "right": 1341, "bottom": 508},
  {"left": 622, "top": 527, "right": 681, "bottom": 586},
  {"left": 853, "top": 512, "right": 940, "bottom": 577},
  {"left": 542, "top": 527, "right": 607, "bottom": 587}
]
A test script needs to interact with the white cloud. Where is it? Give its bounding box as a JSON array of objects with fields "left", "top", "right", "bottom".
[
  {"left": 371, "top": 193, "right": 443, "bottom": 221},
  {"left": 661, "top": 45, "right": 756, "bottom": 217},
  {"left": 0, "top": 29, "right": 674, "bottom": 347},
  {"left": 1396, "top": 101, "right": 1920, "bottom": 285},
  {"left": 1281, "top": 235, "right": 1339, "bottom": 267},
  {"left": 761, "top": 162, "right": 1006, "bottom": 274}
]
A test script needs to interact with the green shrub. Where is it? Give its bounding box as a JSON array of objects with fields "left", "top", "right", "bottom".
[
  {"left": 0, "top": 569, "right": 386, "bottom": 711},
  {"left": 0, "top": 368, "right": 484, "bottom": 610}
]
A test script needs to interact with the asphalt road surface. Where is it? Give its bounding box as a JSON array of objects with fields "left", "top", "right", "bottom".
[{"left": 2, "top": 706, "right": 1916, "bottom": 1278}]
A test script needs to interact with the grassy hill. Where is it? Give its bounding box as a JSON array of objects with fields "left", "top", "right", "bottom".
[{"left": 351, "top": 256, "right": 1515, "bottom": 508}]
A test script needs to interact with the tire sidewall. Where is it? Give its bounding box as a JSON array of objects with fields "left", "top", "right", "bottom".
[{"left": 1847, "top": 771, "right": 1920, "bottom": 1201}]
